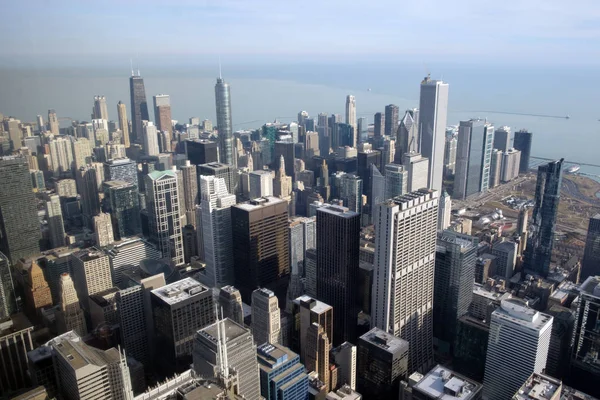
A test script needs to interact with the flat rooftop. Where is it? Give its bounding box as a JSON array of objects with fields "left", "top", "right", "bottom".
[
  {"left": 514, "top": 373, "right": 561, "bottom": 400},
  {"left": 294, "top": 295, "right": 332, "bottom": 314},
  {"left": 359, "top": 327, "right": 408, "bottom": 355},
  {"left": 72, "top": 248, "right": 107, "bottom": 262},
  {"left": 580, "top": 276, "right": 600, "bottom": 299},
  {"left": 494, "top": 298, "right": 553, "bottom": 330},
  {"left": 151, "top": 277, "right": 209, "bottom": 305},
  {"left": 197, "top": 318, "right": 249, "bottom": 345},
  {"left": 235, "top": 196, "right": 286, "bottom": 211},
  {"left": 472, "top": 283, "right": 511, "bottom": 301},
  {"left": 413, "top": 365, "right": 482, "bottom": 399},
  {"left": 257, "top": 343, "right": 297, "bottom": 373},
  {"left": 316, "top": 204, "right": 359, "bottom": 218}
]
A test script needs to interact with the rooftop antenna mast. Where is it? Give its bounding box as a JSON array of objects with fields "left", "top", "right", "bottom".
[
  {"left": 219, "top": 56, "right": 222, "bottom": 79},
  {"left": 130, "top": 58, "right": 134, "bottom": 77}
]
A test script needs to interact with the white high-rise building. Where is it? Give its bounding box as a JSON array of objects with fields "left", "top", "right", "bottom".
[
  {"left": 438, "top": 190, "right": 452, "bottom": 230},
  {"left": 56, "top": 273, "right": 87, "bottom": 336},
  {"left": 402, "top": 152, "right": 429, "bottom": 192},
  {"left": 71, "top": 138, "right": 92, "bottom": 170},
  {"left": 418, "top": 76, "right": 449, "bottom": 192},
  {"left": 331, "top": 342, "right": 357, "bottom": 390},
  {"left": 145, "top": 170, "right": 184, "bottom": 266},
  {"left": 384, "top": 163, "right": 408, "bottom": 200},
  {"left": 482, "top": 299, "right": 553, "bottom": 400},
  {"left": 93, "top": 212, "right": 114, "bottom": 247},
  {"left": 501, "top": 148, "right": 521, "bottom": 183},
  {"left": 372, "top": 189, "right": 438, "bottom": 373},
  {"left": 251, "top": 287, "right": 281, "bottom": 345},
  {"left": 199, "top": 175, "right": 236, "bottom": 287},
  {"left": 48, "top": 137, "right": 74, "bottom": 177},
  {"left": 345, "top": 95, "right": 357, "bottom": 147},
  {"left": 249, "top": 170, "right": 273, "bottom": 199},
  {"left": 142, "top": 120, "right": 159, "bottom": 156}
]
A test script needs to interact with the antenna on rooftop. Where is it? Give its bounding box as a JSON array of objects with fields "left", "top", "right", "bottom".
[
  {"left": 219, "top": 56, "right": 222, "bottom": 79},
  {"left": 130, "top": 58, "right": 134, "bottom": 77}
]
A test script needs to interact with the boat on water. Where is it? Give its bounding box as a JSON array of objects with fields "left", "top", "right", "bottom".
[{"left": 567, "top": 165, "right": 580, "bottom": 173}]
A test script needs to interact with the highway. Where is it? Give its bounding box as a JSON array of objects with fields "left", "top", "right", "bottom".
[{"left": 561, "top": 178, "right": 600, "bottom": 207}]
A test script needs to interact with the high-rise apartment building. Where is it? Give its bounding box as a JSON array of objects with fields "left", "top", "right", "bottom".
[
  {"left": 93, "top": 95, "right": 109, "bottom": 120},
  {"left": 232, "top": 197, "right": 290, "bottom": 304},
  {"left": 292, "top": 295, "right": 333, "bottom": 363},
  {"left": 513, "top": 129, "right": 533, "bottom": 173},
  {"left": 102, "top": 180, "right": 141, "bottom": 241},
  {"left": 252, "top": 288, "right": 281, "bottom": 345},
  {"left": 215, "top": 76, "right": 235, "bottom": 166},
  {"left": 524, "top": 159, "right": 564, "bottom": 277},
  {"left": 145, "top": 169, "right": 185, "bottom": 266},
  {"left": 129, "top": 72, "right": 149, "bottom": 144},
  {"left": 317, "top": 205, "right": 360, "bottom": 346},
  {"left": 93, "top": 212, "right": 114, "bottom": 247},
  {"left": 372, "top": 190, "right": 438, "bottom": 373},
  {"left": 117, "top": 101, "right": 130, "bottom": 148},
  {"left": 418, "top": 76, "right": 449, "bottom": 192},
  {"left": 71, "top": 137, "right": 92, "bottom": 171},
  {"left": 345, "top": 95, "right": 357, "bottom": 147},
  {"left": 218, "top": 285, "right": 244, "bottom": 326},
  {"left": 153, "top": 94, "right": 172, "bottom": 135},
  {"left": 199, "top": 175, "right": 236, "bottom": 288},
  {"left": 142, "top": 120, "right": 159, "bottom": 156},
  {"left": 581, "top": 214, "right": 600, "bottom": 279},
  {"left": 71, "top": 249, "right": 112, "bottom": 313},
  {"left": 46, "top": 194, "right": 66, "bottom": 249},
  {"left": 103, "top": 157, "right": 137, "bottom": 186},
  {"left": 257, "top": 342, "right": 309, "bottom": 400},
  {"left": 501, "top": 148, "right": 521, "bottom": 182},
  {"left": 76, "top": 165, "right": 101, "bottom": 228},
  {"left": 384, "top": 104, "right": 399, "bottom": 137},
  {"left": 494, "top": 126, "right": 511, "bottom": 152},
  {"left": 151, "top": 278, "right": 214, "bottom": 374},
  {"left": 491, "top": 240, "right": 517, "bottom": 280},
  {"left": 357, "top": 328, "right": 409, "bottom": 398},
  {"left": 454, "top": 119, "right": 495, "bottom": 199},
  {"left": 438, "top": 190, "right": 452, "bottom": 230},
  {"left": 48, "top": 136, "right": 74, "bottom": 177},
  {"left": 305, "top": 322, "right": 332, "bottom": 392},
  {"left": 482, "top": 299, "right": 553, "bottom": 400},
  {"left": 374, "top": 112, "right": 385, "bottom": 138},
  {"left": 55, "top": 273, "right": 87, "bottom": 336},
  {"left": 402, "top": 152, "right": 429, "bottom": 192},
  {"left": 331, "top": 342, "right": 357, "bottom": 390},
  {"left": 489, "top": 149, "right": 503, "bottom": 188},
  {"left": 249, "top": 170, "right": 274, "bottom": 199},
  {"left": 48, "top": 109, "right": 59, "bottom": 134},
  {"left": 198, "top": 162, "right": 238, "bottom": 199},
  {"left": 0, "top": 156, "right": 40, "bottom": 264},
  {"left": 434, "top": 231, "right": 478, "bottom": 353}
]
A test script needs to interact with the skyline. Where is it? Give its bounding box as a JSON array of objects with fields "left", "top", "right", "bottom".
[{"left": 1, "top": 0, "right": 600, "bottom": 65}]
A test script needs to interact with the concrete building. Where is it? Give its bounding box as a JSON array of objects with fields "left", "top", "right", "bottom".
[
  {"left": 56, "top": 273, "right": 87, "bottom": 336},
  {"left": 151, "top": 278, "right": 214, "bottom": 374},
  {"left": 491, "top": 241, "right": 518, "bottom": 280},
  {"left": 179, "top": 161, "right": 198, "bottom": 226},
  {"left": 153, "top": 94, "right": 172, "bottom": 135},
  {"left": 142, "top": 121, "right": 160, "bottom": 156},
  {"left": 331, "top": 342, "right": 357, "bottom": 391},
  {"left": 489, "top": 149, "right": 503, "bottom": 188},
  {"left": 346, "top": 95, "right": 357, "bottom": 146},
  {"left": 104, "top": 157, "right": 137, "bottom": 186},
  {"left": 13, "top": 259, "right": 52, "bottom": 317},
  {"left": 76, "top": 165, "right": 101, "bottom": 228},
  {"left": 444, "top": 134, "right": 458, "bottom": 178},
  {"left": 402, "top": 152, "right": 429, "bottom": 192},
  {"left": 501, "top": 148, "right": 521, "bottom": 182},
  {"left": 218, "top": 285, "right": 244, "bottom": 326},
  {"left": 357, "top": 328, "right": 409, "bottom": 398},
  {"left": 252, "top": 288, "right": 281, "bottom": 345},
  {"left": 89, "top": 287, "right": 119, "bottom": 329},
  {"left": 93, "top": 95, "right": 109, "bottom": 120},
  {"left": 581, "top": 214, "right": 600, "bottom": 280},
  {"left": 71, "top": 249, "right": 113, "bottom": 313},
  {"left": 257, "top": 342, "right": 309, "bottom": 400},
  {"left": 198, "top": 162, "right": 238, "bottom": 199},
  {"left": 513, "top": 129, "right": 533, "bottom": 173},
  {"left": 438, "top": 190, "right": 452, "bottom": 230},
  {"left": 249, "top": 170, "right": 274, "bottom": 199},
  {"left": 71, "top": 137, "right": 92, "bottom": 170},
  {"left": 46, "top": 194, "right": 66, "bottom": 249},
  {"left": 384, "top": 163, "right": 408, "bottom": 200},
  {"left": 372, "top": 190, "right": 438, "bottom": 373},
  {"left": 93, "top": 212, "right": 114, "bottom": 247},
  {"left": 145, "top": 169, "right": 184, "bottom": 266},
  {"left": 403, "top": 364, "right": 483, "bottom": 399},
  {"left": 494, "top": 126, "right": 511, "bottom": 152},
  {"left": 0, "top": 314, "right": 35, "bottom": 396},
  {"left": 482, "top": 299, "right": 553, "bottom": 400},
  {"left": 305, "top": 322, "right": 332, "bottom": 392},
  {"left": 47, "top": 109, "right": 59, "bottom": 134},
  {"left": 103, "top": 236, "right": 161, "bottom": 286},
  {"left": 454, "top": 119, "right": 495, "bottom": 199},
  {"left": 117, "top": 101, "right": 130, "bottom": 148}
]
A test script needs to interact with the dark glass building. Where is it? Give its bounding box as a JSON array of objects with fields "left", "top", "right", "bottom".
[
  {"left": 184, "top": 139, "right": 218, "bottom": 166},
  {"left": 434, "top": 231, "right": 478, "bottom": 354},
  {"left": 273, "top": 141, "right": 295, "bottom": 178},
  {"left": 335, "top": 123, "right": 355, "bottom": 148},
  {"left": 232, "top": 197, "right": 290, "bottom": 306},
  {"left": 103, "top": 158, "right": 138, "bottom": 186},
  {"left": 581, "top": 214, "right": 600, "bottom": 280},
  {"left": 384, "top": 104, "right": 399, "bottom": 137},
  {"left": 0, "top": 156, "right": 41, "bottom": 264},
  {"left": 374, "top": 112, "right": 385, "bottom": 138},
  {"left": 316, "top": 205, "right": 360, "bottom": 346},
  {"left": 215, "top": 77, "right": 235, "bottom": 166},
  {"left": 129, "top": 73, "right": 149, "bottom": 144},
  {"left": 513, "top": 129, "right": 533, "bottom": 173},
  {"left": 357, "top": 150, "right": 381, "bottom": 199},
  {"left": 102, "top": 180, "right": 141, "bottom": 240},
  {"left": 524, "top": 159, "right": 563, "bottom": 277}
]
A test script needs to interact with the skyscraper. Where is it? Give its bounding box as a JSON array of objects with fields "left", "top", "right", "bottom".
[
  {"left": 48, "top": 109, "right": 59, "bottom": 134},
  {"left": 215, "top": 76, "right": 235, "bottom": 166},
  {"left": 402, "top": 152, "right": 429, "bottom": 192},
  {"left": 274, "top": 155, "right": 293, "bottom": 201},
  {"left": 501, "top": 148, "right": 521, "bottom": 182},
  {"left": 345, "top": 95, "right": 357, "bottom": 146},
  {"left": 374, "top": 112, "right": 385, "bottom": 138},
  {"left": 433, "top": 231, "right": 478, "bottom": 354},
  {"left": 103, "top": 157, "right": 137, "bottom": 186},
  {"left": 199, "top": 175, "right": 236, "bottom": 288},
  {"left": 249, "top": 170, "right": 274, "bottom": 199},
  {"left": 55, "top": 273, "right": 87, "bottom": 336},
  {"left": 145, "top": 170, "right": 185, "bottom": 266},
  {"left": 218, "top": 285, "right": 244, "bottom": 326},
  {"left": 102, "top": 180, "right": 141, "bottom": 241},
  {"left": 76, "top": 165, "right": 101, "bottom": 228},
  {"left": 292, "top": 296, "right": 333, "bottom": 362},
  {"left": 482, "top": 299, "right": 553, "bottom": 400},
  {"left": 180, "top": 161, "right": 198, "bottom": 226},
  {"left": 46, "top": 194, "right": 66, "bottom": 249},
  {"left": 71, "top": 249, "right": 113, "bottom": 313},
  {"left": 317, "top": 205, "right": 361, "bottom": 346},
  {"left": 252, "top": 288, "right": 281, "bottom": 345},
  {"left": 153, "top": 94, "right": 172, "bottom": 135},
  {"left": 524, "top": 159, "right": 564, "bottom": 277},
  {"left": 494, "top": 125, "right": 511, "bottom": 152},
  {"left": 418, "top": 75, "right": 449, "bottom": 192},
  {"left": 384, "top": 104, "right": 399, "bottom": 137},
  {"left": 384, "top": 163, "right": 408, "bottom": 200},
  {"left": 198, "top": 162, "right": 238, "bottom": 199},
  {"left": 0, "top": 156, "right": 41, "bottom": 264},
  {"left": 0, "top": 252, "right": 15, "bottom": 320},
  {"left": 129, "top": 71, "right": 149, "bottom": 144},
  {"left": 142, "top": 120, "right": 159, "bottom": 156},
  {"left": 93, "top": 212, "right": 114, "bottom": 247},
  {"left": 232, "top": 197, "right": 290, "bottom": 304},
  {"left": 331, "top": 342, "right": 357, "bottom": 390},
  {"left": 93, "top": 95, "right": 109, "bottom": 120},
  {"left": 443, "top": 134, "right": 457, "bottom": 177},
  {"left": 489, "top": 149, "right": 503, "bottom": 188},
  {"left": 372, "top": 190, "right": 438, "bottom": 373},
  {"left": 581, "top": 214, "right": 600, "bottom": 280},
  {"left": 513, "top": 129, "right": 533, "bottom": 173},
  {"left": 184, "top": 139, "right": 219, "bottom": 165},
  {"left": 48, "top": 136, "right": 74, "bottom": 177},
  {"left": 438, "top": 190, "right": 452, "bottom": 230},
  {"left": 454, "top": 119, "right": 495, "bottom": 199},
  {"left": 117, "top": 101, "right": 130, "bottom": 148},
  {"left": 257, "top": 342, "right": 309, "bottom": 400},
  {"left": 305, "top": 322, "right": 332, "bottom": 392}
]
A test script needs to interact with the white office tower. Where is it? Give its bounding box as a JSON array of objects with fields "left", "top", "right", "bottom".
[
  {"left": 249, "top": 170, "right": 273, "bottom": 199},
  {"left": 345, "top": 95, "right": 357, "bottom": 147},
  {"left": 199, "top": 176, "right": 236, "bottom": 288},
  {"left": 438, "top": 190, "right": 452, "bottom": 230},
  {"left": 372, "top": 189, "right": 438, "bottom": 373},
  {"left": 48, "top": 137, "right": 74, "bottom": 177},
  {"left": 56, "top": 273, "right": 87, "bottom": 336},
  {"left": 71, "top": 249, "right": 113, "bottom": 313},
  {"left": 402, "top": 152, "right": 429, "bottom": 192},
  {"left": 145, "top": 170, "right": 184, "bottom": 266},
  {"left": 501, "top": 148, "right": 521, "bottom": 182},
  {"left": 482, "top": 299, "right": 553, "bottom": 400},
  {"left": 93, "top": 212, "right": 114, "bottom": 247},
  {"left": 142, "top": 120, "right": 159, "bottom": 156},
  {"left": 384, "top": 164, "right": 408, "bottom": 200},
  {"left": 251, "top": 287, "right": 281, "bottom": 345},
  {"left": 418, "top": 75, "right": 449, "bottom": 192}
]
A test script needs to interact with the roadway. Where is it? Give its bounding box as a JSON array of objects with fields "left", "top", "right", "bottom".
[{"left": 561, "top": 178, "right": 600, "bottom": 207}]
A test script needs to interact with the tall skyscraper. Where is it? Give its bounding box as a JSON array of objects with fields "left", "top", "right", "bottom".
[
  {"left": 501, "top": 148, "right": 521, "bottom": 182},
  {"left": 433, "top": 231, "right": 478, "bottom": 353},
  {"left": 0, "top": 252, "right": 15, "bottom": 320},
  {"left": 317, "top": 205, "right": 360, "bottom": 346},
  {"left": 305, "top": 322, "right": 332, "bottom": 392},
  {"left": 145, "top": 170, "right": 185, "bottom": 266},
  {"left": 48, "top": 136, "right": 74, "bottom": 177},
  {"left": 338, "top": 174, "right": 363, "bottom": 214},
  {"left": 252, "top": 288, "right": 281, "bottom": 345},
  {"left": 102, "top": 180, "right": 141, "bottom": 241},
  {"left": 103, "top": 157, "right": 137, "bottom": 186},
  {"left": 454, "top": 119, "right": 495, "bottom": 199},
  {"left": 232, "top": 197, "right": 290, "bottom": 304},
  {"left": 198, "top": 162, "right": 238, "bottom": 199},
  {"left": 257, "top": 342, "right": 309, "bottom": 400},
  {"left": 46, "top": 194, "right": 66, "bottom": 249},
  {"left": 581, "top": 214, "right": 600, "bottom": 280},
  {"left": 384, "top": 104, "right": 399, "bottom": 137},
  {"left": 345, "top": 95, "right": 357, "bottom": 146},
  {"left": 218, "top": 285, "right": 244, "bottom": 326},
  {"left": 0, "top": 156, "right": 40, "bottom": 264},
  {"left": 402, "top": 152, "right": 429, "bottom": 192},
  {"left": 93, "top": 95, "right": 109, "bottom": 120},
  {"left": 71, "top": 249, "right": 113, "bottom": 313},
  {"left": 76, "top": 165, "right": 101, "bottom": 228},
  {"left": 249, "top": 170, "right": 274, "bottom": 199},
  {"left": 331, "top": 342, "right": 357, "bottom": 390},
  {"left": 55, "top": 273, "right": 87, "bottom": 336},
  {"left": 292, "top": 296, "right": 333, "bottom": 362},
  {"left": 513, "top": 129, "right": 533, "bottom": 173},
  {"left": 142, "top": 120, "right": 159, "bottom": 156},
  {"left": 199, "top": 175, "right": 236, "bottom": 288},
  {"left": 357, "top": 117, "right": 367, "bottom": 144},
  {"left": 153, "top": 94, "right": 172, "bottom": 135},
  {"left": 489, "top": 149, "right": 503, "bottom": 188},
  {"left": 418, "top": 75, "right": 449, "bottom": 192},
  {"left": 482, "top": 299, "right": 553, "bottom": 400},
  {"left": 494, "top": 125, "right": 511, "bottom": 152},
  {"left": 524, "top": 159, "right": 564, "bottom": 277},
  {"left": 384, "top": 163, "right": 408, "bottom": 200},
  {"left": 185, "top": 139, "right": 219, "bottom": 165},
  {"left": 372, "top": 190, "right": 438, "bottom": 373},
  {"left": 48, "top": 109, "right": 59, "bottom": 134},
  {"left": 438, "top": 190, "right": 452, "bottom": 230},
  {"left": 443, "top": 134, "right": 457, "bottom": 177},
  {"left": 274, "top": 155, "right": 292, "bottom": 201},
  {"left": 117, "top": 101, "right": 131, "bottom": 148},
  {"left": 215, "top": 76, "right": 235, "bottom": 166},
  {"left": 179, "top": 161, "right": 198, "bottom": 226},
  {"left": 93, "top": 212, "right": 114, "bottom": 247},
  {"left": 71, "top": 138, "right": 92, "bottom": 171},
  {"left": 374, "top": 112, "right": 385, "bottom": 138},
  {"left": 129, "top": 71, "right": 149, "bottom": 144}
]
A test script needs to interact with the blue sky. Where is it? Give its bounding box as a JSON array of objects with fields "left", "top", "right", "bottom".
[{"left": 1, "top": 0, "right": 599, "bottom": 65}]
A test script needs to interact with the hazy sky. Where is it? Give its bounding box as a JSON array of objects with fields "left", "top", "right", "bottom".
[{"left": 1, "top": 0, "right": 599, "bottom": 65}]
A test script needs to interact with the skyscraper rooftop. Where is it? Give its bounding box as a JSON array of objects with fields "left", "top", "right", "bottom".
[{"left": 151, "top": 277, "right": 209, "bottom": 306}]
